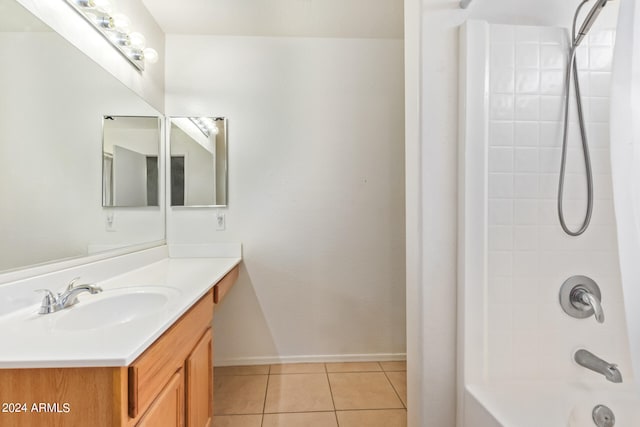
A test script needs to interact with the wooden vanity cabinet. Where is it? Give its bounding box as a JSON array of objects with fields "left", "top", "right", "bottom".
[
  {"left": 0, "top": 290, "right": 213, "bottom": 427},
  {"left": 129, "top": 290, "right": 214, "bottom": 427},
  {"left": 0, "top": 265, "right": 239, "bottom": 427},
  {"left": 136, "top": 369, "right": 184, "bottom": 427}
]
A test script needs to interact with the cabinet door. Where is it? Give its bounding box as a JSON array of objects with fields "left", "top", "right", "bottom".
[
  {"left": 186, "top": 328, "right": 213, "bottom": 427},
  {"left": 137, "top": 369, "right": 184, "bottom": 427}
]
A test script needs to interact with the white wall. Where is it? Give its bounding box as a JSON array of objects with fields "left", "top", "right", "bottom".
[{"left": 166, "top": 35, "right": 406, "bottom": 364}]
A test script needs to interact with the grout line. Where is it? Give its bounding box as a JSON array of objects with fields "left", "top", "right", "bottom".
[
  {"left": 325, "top": 369, "right": 339, "bottom": 425},
  {"left": 261, "top": 372, "right": 270, "bottom": 427},
  {"left": 383, "top": 371, "right": 406, "bottom": 409}
]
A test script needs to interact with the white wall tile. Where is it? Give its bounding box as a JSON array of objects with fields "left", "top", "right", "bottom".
[
  {"left": 575, "top": 45, "right": 590, "bottom": 70},
  {"left": 538, "top": 173, "right": 558, "bottom": 198},
  {"left": 491, "top": 94, "right": 515, "bottom": 120},
  {"left": 515, "top": 122, "right": 539, "bottom": 146},
  {"left": 515, "top": 26, "right": 539, "bottom": 44},
  {"left": 514, "top": 199, "right": 539, "bottom": 225},
  {"left": 489, "top": 251, "right": 513, "bottom": 277},
  {"left": 539, "top": 121, "right": 562, "bottom": 147},
  {"left": 489, "top": 147, "right": 514, "bottom": 172},
  {"left": 489, "top": 226, "right": 514, "bottom": 250},
  {"left": 491, "top": 25, "right": 515, "bottom": 44},
  {"left": 590, "top": 72, "right": 611, "bottom": 97},
  {"left": 491, "top": 43, "right": 515, "bottom": 68},
  {"left": 489, "top": 173, "right": 514, "bottom": 198},
  {"left": 540, "top": 70, "right": 564, "bottom": 95},
  {"left": 516, "top": 43, "right": 539, "bottom": 68},
  {"left": 514, "top": 226, "right": 538, "bottom": 250},
  {"left": 515, "top": 148, "right": 539, "bottom": 172},
  {"left": 539, "top": 96, "right": 563, "bottom": 121},
  {"left": 588, "top": 123, "right": 610, "bottom": 148},
  {"left": 491, "top": 68, "right": 515, "bottom": 94},
  {"left": 540, "top": 44, "right": 565, "bottom": 69},
  {"left": 516, "top": 70, "right": 540, "bottom": 93},
  {"left": 589, "top": 46, "right": 613, "bottom": 70},
  {"left": 484, "top": 24, "right": 623, "bottom": 384},
  {"left": 514, "top": 174, "right": 539, "bottom": 198},
  {"left": 589, "top": 30, "right": 614, "bottom": 46},
  {"left": 490, "top": 121, "right": 515, "bottom": 146},
  {"left": 515, "top": 95, "right": 540, "bottom": 120},
  {"left": 489, "top": 199, "right": 514, "bottom": 225},
  {"left": 590, "top": 97, "right": 611, "bottom": 122}
]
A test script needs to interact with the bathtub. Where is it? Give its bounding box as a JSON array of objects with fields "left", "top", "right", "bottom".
[{"left": 464, "top": 382, "right": 640, "bottom": 427}]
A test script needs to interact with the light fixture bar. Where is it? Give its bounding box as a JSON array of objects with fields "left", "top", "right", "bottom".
[{"left": 64, "top": 0, "right": 158, "bottom": 71}]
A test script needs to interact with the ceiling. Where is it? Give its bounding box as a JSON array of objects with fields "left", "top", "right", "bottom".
[{"left": 140, "top": 0, "right": 404, "bottom": 39}]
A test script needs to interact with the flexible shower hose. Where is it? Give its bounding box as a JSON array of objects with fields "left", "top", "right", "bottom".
[{"left": 558, "top": 0, "right": 594, "bottom": 236}]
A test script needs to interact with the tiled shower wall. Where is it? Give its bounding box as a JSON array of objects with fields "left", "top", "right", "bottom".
[{"left": 486, "top": 24, "right": 632, "bottom": 381}]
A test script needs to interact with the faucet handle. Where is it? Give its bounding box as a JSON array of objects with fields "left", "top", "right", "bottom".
[
  {"left": 559, "top": 275, "right": 604, "bottom": 323},
  {"left": 577, "top": 288, "right": 604, "bottom": 323},
  {"left": 35, "top": 289, "right": 58, "bottom": 314},
  {"left": 65, "top": 277, "right": 82, "bottom": 292}
]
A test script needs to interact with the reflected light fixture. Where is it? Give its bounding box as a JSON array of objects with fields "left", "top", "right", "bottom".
[
  {"left": 65, "top": 0, "right": 159, "bottom": 71},
  {"left": 190, "top": 117, "right": 220, "bottom": 138}
]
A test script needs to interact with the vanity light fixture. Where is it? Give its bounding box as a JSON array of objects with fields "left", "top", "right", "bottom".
[
  {"left": 64, "top": 0, "right": 159, "bottom": 71},
  {"left": 190, "top": 117, "right": 220, "bottom": 138}
]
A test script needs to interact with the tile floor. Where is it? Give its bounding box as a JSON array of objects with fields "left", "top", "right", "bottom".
[{"left": 213, "top": 361, "right": 407, "bottom": 427}]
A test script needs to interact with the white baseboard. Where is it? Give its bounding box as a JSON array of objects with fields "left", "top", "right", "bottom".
[{"left": 215, "top": 352, "right": 406, "bottom": 367}]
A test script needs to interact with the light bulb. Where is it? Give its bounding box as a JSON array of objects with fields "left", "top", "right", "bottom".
[
  {"left": 107, "top": 31, "right": 130, "bottom": 46},
  {"left": 112, "top": 14, "right": 131, "bottom": 34},
  {"left": 143, "top": 48, "right": 159, "bottom": 64},
  {"left": 87, "top": 12, "right": 113, "bottom": 29},
  {"left": 129, "top": 32, "right": 146, "bottom": 50},
  {"left": 93, "top": 0, "right": 113, "bottom": 14},
  {"left": 74, "top": 0, "right": 95, "bottom": 8}
]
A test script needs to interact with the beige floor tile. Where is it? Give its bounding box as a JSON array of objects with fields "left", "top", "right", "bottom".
[
  {"left": 215, "top": 365, "right": 270, "bottom": 376},
  {"left": 214, "top": 375, "right": 268, "bottom": 415},
  {"left": 213, "top": 414, "right": 263, "bottom": 427},
  {"left": 262, "top": 412, "right": 338, "bottom": 427},
  {"left": 379, "top": 361, "right": 407, "bottom": 372},
  {"left": 270, "top": 363, "right": 326, "bottom": 374},
  {"left": 336, "top": 409, "right": 407, "bottom": 427},
  {"left": 264, "top": 373, "right": 334, "bottom": 413},
  {"left": 328, "top": 372, "right": 404, "bottom": 410},
  {"left": 385, "top": 372, "right": 407, "bottom": 407},
  {"left": 325, "top": 362, "right": 382, "bottom": 373}
]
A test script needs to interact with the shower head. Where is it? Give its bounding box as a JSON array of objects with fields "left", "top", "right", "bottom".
[{"left": 574, "top": 0, "right": 610, "bottom": 46}]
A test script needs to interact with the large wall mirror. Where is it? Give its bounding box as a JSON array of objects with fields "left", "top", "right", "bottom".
[
  {"left": 169, "top": 117, "right": 228, "bottom": 207},
  {"left": 0, "top": 0, "right": 164, "bottom": 275},
  {"left": 102, "top": 116, "right": 161, "bottom": 207}
]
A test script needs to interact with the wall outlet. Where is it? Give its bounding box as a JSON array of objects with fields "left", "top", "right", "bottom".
[
  {"left": 216, "top": 212, "right": 226, "bottom": 231},
  {"left": 105, "top": 212, "right": 116, "bottom": 232}
]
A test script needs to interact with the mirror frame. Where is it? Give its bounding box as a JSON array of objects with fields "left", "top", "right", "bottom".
[{"left": 168, "top": 116, "right": 229, "bottom": 208}]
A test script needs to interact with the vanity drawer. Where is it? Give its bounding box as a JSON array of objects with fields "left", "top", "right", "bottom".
[
  {"left": 128, "top": 289, "right": 213, "bottom": 419},
  {"left": 213, "top": 265, "right": 239, "bottom": 304}
]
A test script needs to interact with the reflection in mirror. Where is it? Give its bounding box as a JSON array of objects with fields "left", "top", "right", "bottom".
[
  {"left": 169, "top": 117, "right": 228, "bottom": 207},
  {"left": 0, "top": 0, "right": 164, "bottom": 274},
  {"left": 102, "top": 116, "right": 161, "bottom": 207}
]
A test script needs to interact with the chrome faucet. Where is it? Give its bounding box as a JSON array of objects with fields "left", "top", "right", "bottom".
[
  {"left": 574, "top": 349, "right": 622, "bottom": 383},
  {"left": 36, "top": 277, "right": 102, "bottom": 315}
]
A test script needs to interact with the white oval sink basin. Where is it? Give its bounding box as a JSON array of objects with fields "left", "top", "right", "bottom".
[{"left": 54, "top": 286, "right": 180, "bottom": 331}]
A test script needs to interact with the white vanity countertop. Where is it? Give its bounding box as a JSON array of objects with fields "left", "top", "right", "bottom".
[{"left": 0, "top": 257, "right": 241, "bottom": 368}]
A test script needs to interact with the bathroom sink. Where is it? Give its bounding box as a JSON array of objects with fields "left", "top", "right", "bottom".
[{"left": 53, "top": 286, "right": 181, "bottom": 331}]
